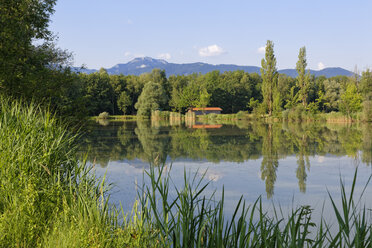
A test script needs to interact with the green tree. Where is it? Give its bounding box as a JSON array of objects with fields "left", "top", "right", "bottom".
[
  {"left": 169, "top": 75, "right": 188, "bottom": 112},
  {"left": 360, "top": 69, "right": 372, "bottom": 101},
  {"left": 261, "top": 40, "right": 279, "bottom": 116},
  {"left": 339, "top": 83, "right": 363, "bottom": 118},
  {"left": 117, "top": 91, "right": 132, "bottom": 115},
  {"left": 135, "top": 81, "right": 167, "bottom": 116},
  {"left": 140, "top": 69, "right": 170, "bottom": 106},
  {"left": 0, "top": 0, "right": 89, "bottom": 118},
  {"left": 197, "top": 88, "right": 211, "bottom": 110},
  {"left": 80, "top": 69, "right": 114, "bottom": 116},
  {"left": 296, "top": 47, "right": 310, "bottom": 107},
  {"left": 322, "top": 79, "right": 341, "bottom": 112},
  {"left": 179, "top": 82, "right": 200, "bottom": 110},
  {"left": 125, "top": 75, "right": 146, "bottom": 114}
]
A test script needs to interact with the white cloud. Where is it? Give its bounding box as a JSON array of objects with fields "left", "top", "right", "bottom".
[
  {"left": 317, "top": 62, "right": 325, "bottom": 70},
  {"left": 257, "top": 46, "right": 266, "bottom": 54},
  {"left": 157, "top": 53, "right": 171, "bottom": 60},
  {"left": 124, "top": 52, "right": 131, "bottom": 57},
  {"left": 198, "top": 44, "right": 225, "bottom": 57}
]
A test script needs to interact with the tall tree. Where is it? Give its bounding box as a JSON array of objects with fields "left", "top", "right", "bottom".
[
  {"left": 0, "top": 0, "right": 88, "bottom": 118},
  {"left": 339, "top": 83, "right": 362, "bottom": 118},
  {"left": 360, "top": 70, "right": 372, "bottom": 122},
  {"left": 81, "top": 69, "right": 113, "bottom": 116},
  {"left": 135, "top": 81, "right": 167, "bottom": 116},
  {"left": 261, "top": 40, "right": 279, "bottom": 116},
  {"left": 117, "top": 91, "right": 132, "bottom": 115},
  {"left": 322, "top": 79, "right": 341, "bottom": 112},
  {"left": 296, "top": 47, "right": 310, "bottom": 107}
]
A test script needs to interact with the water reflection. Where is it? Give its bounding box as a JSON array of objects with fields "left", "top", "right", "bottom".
[{"left": 79, "top": 119, "right": 372, "bottom": 198}]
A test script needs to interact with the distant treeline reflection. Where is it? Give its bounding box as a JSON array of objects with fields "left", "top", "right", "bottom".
[{"left": 79, "top": 120, "right": 372, "bottom": 197}]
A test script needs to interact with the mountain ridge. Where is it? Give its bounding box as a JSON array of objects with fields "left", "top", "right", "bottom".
[{"left": 76, "top": 57, "right": 354, "bottom": 78}]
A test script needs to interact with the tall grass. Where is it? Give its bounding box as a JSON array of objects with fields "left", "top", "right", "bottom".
[{"left": 0, "top": 97, "right": 154, "bottom": 247}]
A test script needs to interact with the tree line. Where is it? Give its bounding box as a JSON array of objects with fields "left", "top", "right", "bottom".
[{"left": 75, "top": 52, "right": 372, "bottom": 121}]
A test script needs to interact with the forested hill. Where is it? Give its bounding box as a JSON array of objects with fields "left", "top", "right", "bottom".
[{"left": 77, "top": 57, "right": 354, "bottom": 78}]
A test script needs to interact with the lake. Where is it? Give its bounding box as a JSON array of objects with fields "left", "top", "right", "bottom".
[{"left": 79, "top": 119, "right": 372, "bottom": 220}]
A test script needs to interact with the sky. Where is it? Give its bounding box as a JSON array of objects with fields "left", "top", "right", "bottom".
[{"left": 50, "top": 0, "right": 372, "bottom": 71}]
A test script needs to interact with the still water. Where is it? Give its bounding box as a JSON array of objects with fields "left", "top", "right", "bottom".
[{"left": 79, "top": 119, "right": 372, "bottom": 218}]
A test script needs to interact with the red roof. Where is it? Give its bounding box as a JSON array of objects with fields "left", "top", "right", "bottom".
[{"left": 192, "top": 107, "right": 222, "bottom": 111}]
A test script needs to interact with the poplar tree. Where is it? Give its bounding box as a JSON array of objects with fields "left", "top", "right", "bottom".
[
  {"left": 261, "top": 40, "right": 279, "bottom": 116},
  {"left": 296, "top": 47, "right": 310, "bottom": 107}
]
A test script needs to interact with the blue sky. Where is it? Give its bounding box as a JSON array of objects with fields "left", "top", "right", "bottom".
[{"left": 50, "top": 0, "right": 372, "bottom": 71}]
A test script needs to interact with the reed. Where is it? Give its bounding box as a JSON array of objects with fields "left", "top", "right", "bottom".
[{"left": 138, "top": 164, "right": 372, "bottom": 247}]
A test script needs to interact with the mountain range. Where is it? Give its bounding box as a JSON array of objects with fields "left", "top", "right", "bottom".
[{"left": 76, "top": 57, "right": 355, "bottom": 78}]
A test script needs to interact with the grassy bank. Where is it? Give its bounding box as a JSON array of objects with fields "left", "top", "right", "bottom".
[
  {"left": 2, "top": 97, "right": 372, "bottom": 247},
  {"left": 0, "top": 97, "right": 153, "bottom": 247}
]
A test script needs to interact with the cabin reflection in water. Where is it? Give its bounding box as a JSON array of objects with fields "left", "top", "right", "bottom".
[{"left": 192, "top": 124, "right": 223, "bottom": 129}]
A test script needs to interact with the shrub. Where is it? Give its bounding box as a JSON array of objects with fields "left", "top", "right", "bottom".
[
  {"left": 362, "top": 100, "right": 372, "bottom": 122},
  {"left": 97, "top": 111, "right": 109, "bottom": 119},
  {"left": 282, "top": 109, "right": 290, "bottom": 120},
  {"left": 235, "top": 110, "right": 245, "bottom": 119}
]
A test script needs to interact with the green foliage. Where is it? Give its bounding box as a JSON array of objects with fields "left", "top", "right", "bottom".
[
  {"left": 296, "top": 47, "right": 310, "bottom": 107},
  {"left": 0, "top": 0, "right": 87, "bottom": 119},
  {"left": 360, "top": 69, "right": 372, "bottom": 101},
  {"left": 169, "top": 75, "right": 188, "bottom": 112},
  {"left": 362, "top": 100, "right": 372, "bottom": 122},
  {"left": 261, "top": 40, "right": 279, "bottom": 116},
  {"left": 197, "top": 87, "right": 211, "bottom": 109},
  {"left": 279, "top": 75, "right": 297, "bottom": 109},
  {"left": 81, "top": 69, "right": 115, "bottom": 116},
  {"left": 0, "top": 97, "right": 156, "bottom": 247},
  {"left": 307, "top": 101, "right": 320, "bottom": 115},
  {"left": 323, "top": 79, "right": 341, "bottom": 112},
  {"left": 117, "top": 91, "right": 132, "bottom": 115},
  {"left": 247, "top": 97, "right": 260, "bottom": 112},
  {"left": 98, "top": 111, "right": 110, "bottom": 119},
  {"left": 339, "top": 83, "right": 363, "bottom": 118},
  {"left": 285, "top": 105, "right": 307, "bottom": 122},
  {"left": 179, "top": 82, "right": 201, "bottom": 109},
  {"left": 0, "top": 0, "right": 56, "bottom": 94},
  {"left": 135, "top": 81, "right": 168, "bottom": 117}
]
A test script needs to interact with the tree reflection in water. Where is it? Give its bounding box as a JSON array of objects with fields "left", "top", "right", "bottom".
[{"left": 79, "top": 120, "right": 372, "bottom": 198}]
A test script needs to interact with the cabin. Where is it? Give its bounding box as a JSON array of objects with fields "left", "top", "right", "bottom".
[{"left": 189, "top": 107, "right": 222, "bottom": 115}]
